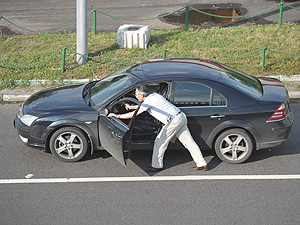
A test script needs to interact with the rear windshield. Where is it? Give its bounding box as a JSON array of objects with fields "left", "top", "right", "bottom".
[{"left": 220, "top": 68, "right": 262, "bottom": 99}]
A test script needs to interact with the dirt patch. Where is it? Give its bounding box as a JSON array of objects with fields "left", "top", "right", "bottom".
[
  {"left": 159, "top": 2, "right": 300, "bottom": 28},
  {"left": 159, "top": 3, "right": 247, "bottom": 28},
  {"left": 0, "top": 26, "right": 21, "bottom": 36}
]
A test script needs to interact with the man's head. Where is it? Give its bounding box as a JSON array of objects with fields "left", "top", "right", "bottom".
[{"left": 135, "top": 85, "right": 150, "bottom": 102}]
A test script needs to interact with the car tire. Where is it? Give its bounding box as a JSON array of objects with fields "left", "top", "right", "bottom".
[
  {"left": 49, "top": 127, "right": 89, "bottom": 162},
  {"left": 214, "top": 128, "right": 253, "bottom": 164}
]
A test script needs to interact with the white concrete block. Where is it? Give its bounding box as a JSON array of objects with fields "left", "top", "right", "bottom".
[{"left": 117, "top": 24, "right": 150, "bottom": 49}]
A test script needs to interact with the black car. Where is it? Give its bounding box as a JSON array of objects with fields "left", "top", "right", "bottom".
[{"left": 14, "top": 58, "right": 293, "bottom": 165}]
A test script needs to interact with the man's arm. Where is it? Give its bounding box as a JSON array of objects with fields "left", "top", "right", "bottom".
[
  {"left": 125, "top": 103, "right": 139, "bottom": 110},
  {"left": 108, "top": 107, "right": 145, "bottom": 119}
]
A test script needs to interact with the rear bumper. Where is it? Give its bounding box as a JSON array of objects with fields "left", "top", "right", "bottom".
[
  {"left": 257, "top": 138, "right": 289, "bottom": 150},
  {"left": 256, "top": 113, "right": 293, "bottom": 150}
]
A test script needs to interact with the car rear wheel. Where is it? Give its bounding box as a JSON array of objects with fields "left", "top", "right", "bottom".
[
  {"left": 49, "top": 127, "right": 88, "bottom": 162},
  {"left": 214, "top": 128, "right": 253, "bottom": 164}
]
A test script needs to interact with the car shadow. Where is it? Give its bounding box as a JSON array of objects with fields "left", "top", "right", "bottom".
[
  {"left": 130, "top": 149, "right": 224, "bottom": 175},
  {"left": 83, "top": 100, "right": 299, "bottom": 170},
  {"left": 81, "top": 145, "right": 221, "bottom": 174},
  {"left": 81, "top": 140, "right": 299, "bottom": 174},
  {"left": 245, "top": 141, "right": 300, "bottom": 164},
  {"left": 81, "top": 120, "right": 299, "bottom": 170}
]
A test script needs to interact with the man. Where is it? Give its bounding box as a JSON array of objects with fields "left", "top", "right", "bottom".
[{"left": 108, "top": 85, "right": 208, "bottom": 172}]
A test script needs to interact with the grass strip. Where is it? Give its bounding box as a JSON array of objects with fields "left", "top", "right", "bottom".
[{"left": 0, "top": 24, "right": 299, "bottom": 88}]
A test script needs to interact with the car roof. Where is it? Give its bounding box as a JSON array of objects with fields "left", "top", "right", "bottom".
[{"left": 131, "top": 58, "right": 226, "bottom": 81}]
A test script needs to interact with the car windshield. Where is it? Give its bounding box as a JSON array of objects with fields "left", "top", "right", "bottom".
[
  {"left": 220, "top": 68, "right": 263, "bottom": 99},
  {"left": 89, "top": 68, "right": 138, "bottom": 107}
]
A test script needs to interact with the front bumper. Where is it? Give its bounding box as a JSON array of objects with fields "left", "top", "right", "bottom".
[{"left": 13, "top": 116, "right": 46, "bottom": 149}]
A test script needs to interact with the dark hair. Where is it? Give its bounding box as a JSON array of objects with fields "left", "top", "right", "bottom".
[{"left": 136, "top": 85, "right": 150, "bottom": 97}]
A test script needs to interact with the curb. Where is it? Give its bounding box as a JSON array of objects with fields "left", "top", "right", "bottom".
[
  {"left": 1, "top": 76, "right": 300, "bottom": 102},
  {"left": 1, "top": 94, "right": 31, "bottom": 102},
  {"left": 289, "top": 91, "right": 300, "bottom": 99},
  {"left": 1, "top": 91, "right": 299, "bottom": 103}
]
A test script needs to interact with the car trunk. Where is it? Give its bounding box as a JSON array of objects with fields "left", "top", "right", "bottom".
[
  {"left": 257, "top": 76, "right": 291, "bottom": 124},
  {"left": 257, "top": 77, "right": 289, "bottom": 103}
]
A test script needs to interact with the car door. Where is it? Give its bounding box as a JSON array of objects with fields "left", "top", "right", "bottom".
[
  {"left": 172, "top": 81, "right": 230, "bottom": 148},
  {"left": 98, "top": 106, "right": 138, "bottom": 166}
]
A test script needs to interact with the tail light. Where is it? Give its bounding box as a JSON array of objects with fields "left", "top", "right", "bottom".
[{"left": 267, "top": 102, "right": 288, "bottom": 122}]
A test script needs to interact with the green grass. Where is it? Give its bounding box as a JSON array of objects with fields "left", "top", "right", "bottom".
[{"left": 0, "top": 24, "right": 299, "bottom": 89}]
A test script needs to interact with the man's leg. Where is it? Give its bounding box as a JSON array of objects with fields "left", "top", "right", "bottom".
[
  {"left": 176, "top": 115, "right": 207, "bottom": 167},
  {"left": 151, "top": 116, "right": 183, "bottom": 168}
]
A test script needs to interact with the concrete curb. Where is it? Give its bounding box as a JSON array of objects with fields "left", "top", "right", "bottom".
[
  {"left": 268, "top": 75, "right": 300, "bottom": 82},
  {"left": 1, "top": 91, "right": 299, "bottom": 103},
  {"left": 1, "top": 89, "right": 300, "bottom": 103},
  {"left": 1, "top": 76, "right": 300, "bottom": 102},
  {"left": 289, "top": 91, "right": 300, "bottom": 99},
  {"left": 1, "top": 94, "right": 31, "bottom": 102}
]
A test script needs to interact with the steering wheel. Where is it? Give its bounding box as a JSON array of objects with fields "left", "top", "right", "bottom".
[{"left": 110, "top": 97, "right": 140, "bottom": 114}]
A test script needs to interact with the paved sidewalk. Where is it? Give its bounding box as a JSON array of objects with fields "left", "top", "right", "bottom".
[{"left": 1, "top": 0, "right": 299, "bottom": 34}]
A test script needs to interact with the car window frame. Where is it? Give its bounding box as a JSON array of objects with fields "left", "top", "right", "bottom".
[
  {"left": 171, "top": 80, "right": 228, "bottom": 108},
  {"left": 100, "top": 80, "right": 172, "bottom": 128}
]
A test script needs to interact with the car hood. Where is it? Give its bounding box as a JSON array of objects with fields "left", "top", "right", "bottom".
[{"left": 22, "top": 84, "right": 93, "bottom": 117}]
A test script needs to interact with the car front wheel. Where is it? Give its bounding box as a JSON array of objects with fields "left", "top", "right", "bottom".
[
  {"left": 214, "top": 128, "right": 253, "bottom": 164},
  {"left": 49, "top": 127, "right": 89, "bottom": 162}
]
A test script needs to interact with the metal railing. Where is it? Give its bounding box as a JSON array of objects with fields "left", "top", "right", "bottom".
[{"left": 1, "top": 47, "right": 299, "bottom": 72}]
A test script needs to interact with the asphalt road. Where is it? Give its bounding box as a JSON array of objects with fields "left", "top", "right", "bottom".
[
  {"left": 1, "top": 0, "right": 299, "bottom": 34},
  {"left": 0, "top": 100, "right": 299, "bottom": 225},
  {"left": 0, "top": 1, "right": 300, "bottom": 224}
]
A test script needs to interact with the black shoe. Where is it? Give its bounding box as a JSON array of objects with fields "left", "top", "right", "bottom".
[{"left": 147, "top": 166, "right": 163, "bottom": 172}]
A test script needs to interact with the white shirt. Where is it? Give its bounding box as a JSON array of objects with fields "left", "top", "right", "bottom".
[{"left": 140, "top": 93, "right": 180, "bottom": 124}]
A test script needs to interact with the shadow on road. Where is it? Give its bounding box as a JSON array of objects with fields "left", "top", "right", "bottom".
[{"left": 82, "top": 100, "right": 300, "bottom": 173}]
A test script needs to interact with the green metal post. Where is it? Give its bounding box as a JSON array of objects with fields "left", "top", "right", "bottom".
[
  {"left": 163, "top": 49, "right": 167, "bottom": 58},
  {"left": 278, "top": 0, "right": 284, "bottom": 29},
  {"left": 261, "top": 48, "right": 267, "bottom": 70},
  {"left": 61, "top": 48, "right": 66, "bottom": 73},
  {"left": 0, "top": 16, "right": 2, "bottom": 38},
  {"left": 93, "top": 9, "right": 97, "bottom": 35},
  {"left": 185, "top": 5, "right": 189, "bottom": 31}
]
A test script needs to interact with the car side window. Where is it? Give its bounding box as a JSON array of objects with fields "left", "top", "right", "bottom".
[
  {"left": 212, "top": 90, "right": 227, "bottom": 106},
  {"left": 174, "top": 82, "right": 226, "bottom": 107}
]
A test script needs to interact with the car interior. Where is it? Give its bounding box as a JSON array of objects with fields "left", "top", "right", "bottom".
[{"left": 107, "top": 82, "right": 169, "bottom": 144}]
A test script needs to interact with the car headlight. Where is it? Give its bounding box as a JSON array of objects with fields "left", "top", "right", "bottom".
[{"left": 20, "top": 114, "right": 38, "bottom": 126}]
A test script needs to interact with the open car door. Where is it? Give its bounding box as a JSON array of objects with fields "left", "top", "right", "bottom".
[{"left": 98, "top": 98, "right": 139, "bottom": 166}]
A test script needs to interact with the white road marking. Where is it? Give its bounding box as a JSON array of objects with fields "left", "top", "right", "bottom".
[
  {"left": 1, "top": 174, "right": 300, "bottom": 184},
  {"left": 25, "top": 174, "right": 34, "bottom": 179}
]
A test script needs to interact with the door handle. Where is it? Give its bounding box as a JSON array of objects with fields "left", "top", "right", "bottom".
[
  {"left": 210, "top": 115, "right": 225, "bottom": 119},
  {"left": 112, "top": 131, "right": 122, "bottom": 139}
]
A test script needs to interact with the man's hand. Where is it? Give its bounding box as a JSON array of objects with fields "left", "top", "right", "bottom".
[
  {"left": 125, "top": 103, "right": 131, "bottom": 111},
  {"left": 108, "top": 113, "right": 118, "bottom": 118}
]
